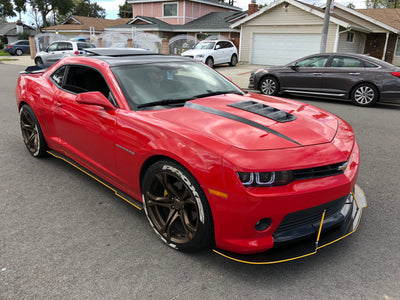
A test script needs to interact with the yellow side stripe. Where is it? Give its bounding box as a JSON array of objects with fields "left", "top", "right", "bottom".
[{"left": 47, "top": 151, "right": 142, "bottom": 211}]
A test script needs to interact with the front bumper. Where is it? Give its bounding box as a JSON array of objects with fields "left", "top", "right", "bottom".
[{"left": 214, "top": 185, "right": 367, "bottom": 264}]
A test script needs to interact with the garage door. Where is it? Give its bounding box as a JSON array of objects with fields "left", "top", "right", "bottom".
[{"left": 251, "top": 33, "right": 321, "bottom": 65}]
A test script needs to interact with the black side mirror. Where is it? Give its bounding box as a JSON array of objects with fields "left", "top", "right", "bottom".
[{"left": 290, "top": 65, "right": 299, "bottom": 71}]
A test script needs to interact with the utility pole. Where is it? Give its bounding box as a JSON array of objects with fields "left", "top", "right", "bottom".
[{"left": 320, "top": 0, "right": 333, "bottom": 53}]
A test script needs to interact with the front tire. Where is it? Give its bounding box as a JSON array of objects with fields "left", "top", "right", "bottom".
[
  {"left": 35, "top": 57, "right": 43, "bottom": 65},
  {"left": 259, "top": 76, "right": 279, "bottom": 95},
  {"left": 351, "top": 83, "right": 378, "bottom": 106},
  {"left": 205, "top": 57, "right": 214, "bottom": 68},
  {"left": 19, "top": 105, "right": 48, "bottom": 157},
  {"left": 142, "top": 160, "right": 213, "bottom": 252}
]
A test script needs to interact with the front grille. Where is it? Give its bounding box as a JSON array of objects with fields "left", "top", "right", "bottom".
[
  {"left": 273, "top": 195, "right": 349, "bottom": 239},
  {"left": 293, "top": 162, "right": 346, "bottom": 181}
]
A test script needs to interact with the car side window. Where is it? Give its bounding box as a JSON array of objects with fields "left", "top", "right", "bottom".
[
  {"left": 50, "top": 66, "right": 67, "bottom": 87},
  {"left": 216, "top": 42, "right": 224, "bottom": 49},
  {"left": 296, "top": 56, "right": 329, "bottom": 68},
  {"left": 57, "top": 42, "right": 73, "bottom": 51},
  {"left": 62, "top": 66, "right": 117, "bottom": 106},
  {"left": 48, "top": 43, "right": 58, "bottom": 52},
  {"left": 363, "top": 60, "right": 379, "bottom": 68},
  {"left": 331, "top": 56, "right": 362, "bottom": 68}
]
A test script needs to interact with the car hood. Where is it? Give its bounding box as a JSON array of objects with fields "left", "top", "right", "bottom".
[
  {"left": 181, "top": 49, "right": 211, "bottom": 56},
  {"left": 148, "top": 93, "right": 339, "bottom": 151}
]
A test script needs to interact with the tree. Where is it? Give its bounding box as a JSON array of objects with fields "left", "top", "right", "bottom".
[
  {"left": 118, "top": 0, "right": 132, "bottom": 18},
  {"left": 0, "top": 0, "right": 16, "bottom": 19},
  {"left": 14, "top": 0, "right": 27, "bottom": 20},
  {"left": 30, "top": 0, "right": 74, "bottom": 27},
  {"left": 347, "top": 3, "right": 356, "bottom": 8},
  {"left": 72, "top": 0, "right": 106, "bottom": 18},
  {"left": 366, "top": 0, "right": 399, "bottom": 8}
]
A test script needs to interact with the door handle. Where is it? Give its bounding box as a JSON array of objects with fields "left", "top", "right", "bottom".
[
  {"left": 313, "top": 73, "right": 322, "bottom": 75},
  {"left": 349, "top": 72, "right": 360, "bottom": 75},
  {"left": 55, "top": 101, "right": 62, "bottom": 108}
]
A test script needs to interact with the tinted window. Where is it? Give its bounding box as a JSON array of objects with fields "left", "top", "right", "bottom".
[
  {"left": 331, "top": 56, "right": 362, "bottom": 68},
  {"left": 296, "top": 56, "right": 329, "bottom": 68},
  {"left": 77, "top": 43, "right": 96, "bottom": 50},
  {"left": 63, "top": 66, "right": 114, "bottom": 105},
  {"left": 364, "top": 60, "right": 379, "bottom": 68},
  {"left": 57, "top": 42, "right": 73, "bottom": 51},
  {"left": 50, "top": 66, "right": 67, "bottom": 87}
]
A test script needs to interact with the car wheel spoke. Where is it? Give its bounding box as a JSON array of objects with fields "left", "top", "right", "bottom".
[{"left": 145, "top": 191, "right": 173, "bottom": 208}]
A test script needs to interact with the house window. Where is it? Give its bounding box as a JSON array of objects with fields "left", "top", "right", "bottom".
[
  {"left": 346, "top": 32, "right": 354, "bottom": 43},
  {"left": 395, "top": 37, "right": 400, "bottom": 57},
  {"left": 163, "top": 3, "right": 178, "bottom": 17}
]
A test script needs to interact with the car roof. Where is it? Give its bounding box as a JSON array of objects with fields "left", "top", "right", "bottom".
[{"left": 64, "top": 49, "right": 195, "bottom": 67}]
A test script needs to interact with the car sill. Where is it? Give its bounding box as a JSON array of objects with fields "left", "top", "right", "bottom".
[
  {"left": 284, "top": 90, "right": 346, "bottom": 97},
  {"left": 47, "top": 150, "right": 143, "bottom": 211}
]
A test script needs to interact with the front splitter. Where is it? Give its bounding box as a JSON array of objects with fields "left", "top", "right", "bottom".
[{"left": 213, "top": 185, "right": 367, "bottom": 264}]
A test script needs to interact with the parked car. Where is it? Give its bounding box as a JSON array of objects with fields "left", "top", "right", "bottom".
[
  {"left": 181, "top": 39, "right": 238, "bottom": 68},
  {"left": 34, "top": 41, "right": 96, "bottom": 65},
  {"left": 15, "top": 51, "right": 366, "bottom": 263},
  {"left": 249, "top": 53, "right": 400, "bottom": 106},
  {"left": 4, "top": 40, "right": 30, "bottom": 56}
]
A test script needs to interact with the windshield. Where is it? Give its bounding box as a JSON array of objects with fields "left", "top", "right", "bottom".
[
  {"left": 112, "top": 61, "right": 243, "bottom": 110},
  {"left": 193, "top": 42, "right": 215, "bottom": 50}
]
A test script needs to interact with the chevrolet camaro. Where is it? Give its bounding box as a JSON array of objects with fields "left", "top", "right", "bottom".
[{"left": 16, "top": 49, "right": 366, "bottom": 264}]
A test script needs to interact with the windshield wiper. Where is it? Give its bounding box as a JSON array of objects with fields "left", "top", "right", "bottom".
[
  {"left": 193, "top": 90, "right": 245, "bottom": 99},
  {"left": 137, "top": 98, "right": 193, "bottom": 109}
]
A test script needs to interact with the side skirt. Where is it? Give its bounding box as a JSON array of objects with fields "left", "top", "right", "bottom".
[{"left": 47, "top": 150, "right": 143, "bottom": 211}]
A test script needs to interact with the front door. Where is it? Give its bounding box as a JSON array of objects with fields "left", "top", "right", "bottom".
[{"left": 51, "top": 65, "right": 118, "bottom": 177}]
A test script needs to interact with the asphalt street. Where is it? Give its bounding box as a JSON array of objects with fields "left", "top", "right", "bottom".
[{"left": 0, "top": 62, "right": 399, "bottom": 299}]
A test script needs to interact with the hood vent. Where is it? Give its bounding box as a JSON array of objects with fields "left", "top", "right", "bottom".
[{"left": 228, "top": 101, "right": 297, "bottom": 123}]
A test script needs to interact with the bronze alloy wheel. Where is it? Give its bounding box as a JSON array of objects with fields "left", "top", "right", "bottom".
[
  {"left": 20, "top": 105, "right": 47, "bottom": 157},
  {"left": 260, "top": 77, "right": 279, "bottom": 96},
  {"left": 142, "top": 160, "right": 213, "bottom": 251}
]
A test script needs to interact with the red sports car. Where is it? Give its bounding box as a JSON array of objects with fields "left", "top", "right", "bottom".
[{"left": 16, "top": 49, "right": 366, "bottom": 264}]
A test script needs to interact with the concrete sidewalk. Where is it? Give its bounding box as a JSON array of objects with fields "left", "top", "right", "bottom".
[{"left": 0, "top": 55, "right": 262, "bottom": 89}]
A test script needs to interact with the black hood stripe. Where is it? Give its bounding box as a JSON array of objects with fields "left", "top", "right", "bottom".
[{"left": 185, "top": 102, "right": 302, "bottom": 146}]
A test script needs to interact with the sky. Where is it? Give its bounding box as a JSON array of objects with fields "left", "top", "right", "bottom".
[{"left": 9, "top": 0, "right": 367, "bottom": 24}]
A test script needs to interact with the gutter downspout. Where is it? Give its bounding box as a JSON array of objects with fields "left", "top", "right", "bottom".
[{"left": 382, "top": 32, "right": 389, "bottom": 61}]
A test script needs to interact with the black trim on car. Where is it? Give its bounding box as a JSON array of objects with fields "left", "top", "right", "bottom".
[{"left": 185, "top": 102, "right": 302, "bottom": 146}]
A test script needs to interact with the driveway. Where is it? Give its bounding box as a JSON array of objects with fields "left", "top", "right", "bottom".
[{"left": 1, "top": 61, "right": 399, "bottom": 299}]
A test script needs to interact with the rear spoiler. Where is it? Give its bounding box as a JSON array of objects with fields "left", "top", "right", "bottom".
[{"left": 20, "top": 64, "right": 51, "bottom": 74}]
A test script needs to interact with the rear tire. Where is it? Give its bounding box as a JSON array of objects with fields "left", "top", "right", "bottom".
[
  {"left": 19, "top": 105, "right": 48, "bottom": 157},
  {"left": 142, "top": 160, "right": 213, "bottom": 252},
  {"left": 15, "top": 49, "right": 23, "bottom": 56},
  {"left": 229, "top": 54, "right": 237, "bottom": 67},
  {"left": 351, "top": 83, "right": 378, "bottom": 106}
]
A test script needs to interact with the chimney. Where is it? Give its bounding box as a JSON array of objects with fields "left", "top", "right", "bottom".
[
  {"left": 248, "top": 0, "right": 258, "bottom": 16},
  {"left": 16, "top": 20, "right": 23, "bottom": 34}
]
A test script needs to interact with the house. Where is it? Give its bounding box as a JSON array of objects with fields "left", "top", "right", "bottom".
[
  {"left": 231, "top": 0, "right": 400, "bottom": 66},
  {"left": 127, "top": 0, "right": 242, "bottom": 25},
  {"left": 0, "top": 22, "right": 38, "bottom": 44},
  {"left": 105, "top": 11, "right": 245, "bottom": 43},
  {"left": 42, "top": 15, "right": 131, "bottom": 39}
]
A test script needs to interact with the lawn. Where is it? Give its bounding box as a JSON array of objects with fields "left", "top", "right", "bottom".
[{"left": 0, "top": 49, "right": 18, "bottom": 61}]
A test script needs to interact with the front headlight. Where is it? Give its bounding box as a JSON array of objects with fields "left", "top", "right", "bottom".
[
  {"left": 251, "top": 69, "right": 265, "bottom": 76},
  {"left": 237, "top": 171, "right": 293, "bottom": 187},
  {"left": 196, "top": 54, "right": 205, "bottom": 58}
]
